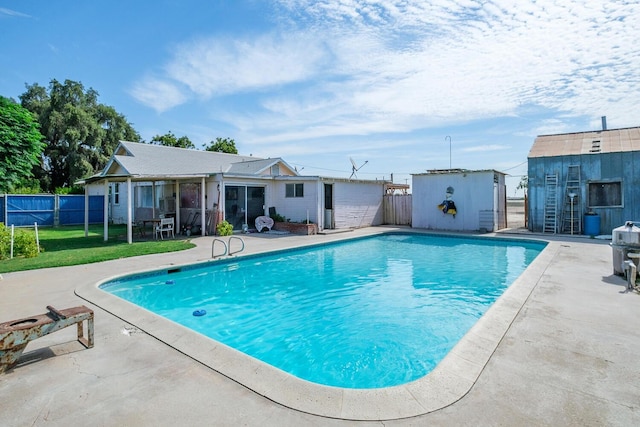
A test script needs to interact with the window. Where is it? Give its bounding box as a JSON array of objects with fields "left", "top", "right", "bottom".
[
  {"left": 285, "top": 183, "right": 304, "bottom": 198},
  {"left": 112, "top": 183, "right": 120, "bottom": 205},
  {"left": 588, "top": 181, "right": 622, "bottom": 207},
  {"left": 136, "top": 185, "right": 153, "bottom": 208},
  {"left": 180, "top": 183, "right": 201, "bottom": 208}
]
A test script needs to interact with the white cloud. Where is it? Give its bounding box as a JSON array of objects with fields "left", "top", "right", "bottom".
[
  {"left": 462, "top": 144, "right": 509, "bottom": 153},
  {"left": 0, "top": 7, "right": 31, "bottom": 18},
  {"left": 129, "top": 77, "right": 188, "bottom": 113},
  {"left": 165, "top": 33, "right": 328, "bottom": 97},
  {"left": 132, "top": 0, "right": 640, "bottom": 146}
]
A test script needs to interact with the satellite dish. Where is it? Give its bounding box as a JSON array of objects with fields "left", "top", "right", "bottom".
[{"left": 349, "top": 157, "right": 368, "bottom": 179}]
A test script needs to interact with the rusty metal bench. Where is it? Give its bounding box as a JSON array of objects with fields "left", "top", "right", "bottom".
[{"left": 0, "top": 305, "right": 94, "bottom": 373}]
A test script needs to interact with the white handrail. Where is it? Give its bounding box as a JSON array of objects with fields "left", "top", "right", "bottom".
[{"left": 211, "top": 238, "right": 228, "bottom": 258}]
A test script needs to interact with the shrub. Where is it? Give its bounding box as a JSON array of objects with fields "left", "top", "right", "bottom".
[
  {"left": 0, "top": 225, "right": 9, "bottom": 259},
  {"left": 54, "top": 185, "right": 84, "bottom": 195},
  {"left": 270, "top": 213, "right": 286, "bottom": 222},
  {"left": 0, "top": 224, "right": 39, "bottom": 259},
  {"left": 216, "top": 220, "right": 233, "bottom": 236}
]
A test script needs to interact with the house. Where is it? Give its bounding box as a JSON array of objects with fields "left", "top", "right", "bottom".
[
  {"left": 81, "top": 141, "right": 387, "bottom": 242},
  {"left": 411, "top": 169, "right": 507, "bottom": 232},
  {"left": 527, "top": 126, "right": 640, "bottom": 235}
]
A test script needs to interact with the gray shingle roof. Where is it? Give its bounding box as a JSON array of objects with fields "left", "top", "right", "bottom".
[
  {"left": 105, "top": 141, "right": 264, "bottom": 177},
  {"left": 226, "top": 158, "right": 284, "bottom": 175}
]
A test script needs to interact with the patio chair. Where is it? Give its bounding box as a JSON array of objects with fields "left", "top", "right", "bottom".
[
  {"left": 133, "top": 220, "right": 146, "bottom": 238},
  {"left": 155, "top": 217, "right": 174, "bottom": 240},
  {"left": 255, "top": 215, "right": 274, "bottom": 233}
]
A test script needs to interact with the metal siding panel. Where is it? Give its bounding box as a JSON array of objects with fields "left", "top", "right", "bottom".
[
  {"left": 530, "top": 151, "right": 640, "bottom": 234},
  {"left": 600, "top": 152, "right": 623, "bottom": 180},
  {"left": 528, "top": 157, "right": 557, "bottom": 232},
  {"left": 584, "top": 153, "right": 621, "bottom": 234},
  {"left": 618, "top": 151, "right": 640, "bottom": 231}
]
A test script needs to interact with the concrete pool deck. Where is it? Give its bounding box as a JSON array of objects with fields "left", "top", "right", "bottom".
[{"left": 0, "top": 227, "right": 638, "bottom": 426}]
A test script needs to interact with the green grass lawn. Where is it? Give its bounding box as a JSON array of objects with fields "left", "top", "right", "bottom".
[{"left": 0, "top": 224, "right": 195, "bottom": 273}]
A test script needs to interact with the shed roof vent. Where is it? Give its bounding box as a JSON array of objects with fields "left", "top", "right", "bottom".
[{"left": 589, "top": 140, "right": 601, "bottom": 153}]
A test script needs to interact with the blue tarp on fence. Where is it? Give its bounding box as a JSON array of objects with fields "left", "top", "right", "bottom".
[
  {"left": 59, "top": 195, "right": 104, "bottom": 225},
  {"left": 2, "top": 194, "right": 104, "bottom": 227},
  {"left": 6, "top": 195, "right": 55, "bottom": 226}
]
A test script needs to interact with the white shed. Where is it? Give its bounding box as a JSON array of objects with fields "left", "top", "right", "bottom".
[{"left": 412, "top": 169, "right": 507, "bottom": 232}]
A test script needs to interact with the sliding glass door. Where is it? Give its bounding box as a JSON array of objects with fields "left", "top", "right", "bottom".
[{"left": 224, "top": 185, "right": 265, "bottom": 231}]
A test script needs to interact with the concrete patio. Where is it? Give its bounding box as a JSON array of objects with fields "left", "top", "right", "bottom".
[{"left": 0, "top": 227, "right": 638, "bottom": 426}]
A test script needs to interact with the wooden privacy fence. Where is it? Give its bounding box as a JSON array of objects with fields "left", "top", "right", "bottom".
[{"left": 383, "top": 194, "right": 412, "bottom": 225}]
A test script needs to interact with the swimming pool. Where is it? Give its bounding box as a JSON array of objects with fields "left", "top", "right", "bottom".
[{"left": 100, "top": 233, "right": 545, "bottom": 389}]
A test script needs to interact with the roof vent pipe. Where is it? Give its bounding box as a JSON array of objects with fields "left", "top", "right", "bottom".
[{"left": 601, "top": 116, "right": 607, "bottom": 130}]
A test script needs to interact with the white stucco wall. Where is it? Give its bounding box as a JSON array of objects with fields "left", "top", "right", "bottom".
[{"left": 412, "top": 171, "right": 503, "bottom": 231}]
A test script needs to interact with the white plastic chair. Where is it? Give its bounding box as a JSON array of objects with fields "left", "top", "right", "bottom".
[
  {"left": 255, "top": 216, "right": 274, "bottom": 232},
  {"left": 155, "top": 218, "right": 174, "bottom": 240}
]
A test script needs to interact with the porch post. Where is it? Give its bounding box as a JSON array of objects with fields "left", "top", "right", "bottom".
[
  {"left": 127, "top": 178, "right": 132, "bottom": 244},
  {"left": 103, "top": 180, "right": 109, "bottom": 241},
  {"left": 317, "top": 180, "right": 323, "bottom": 231},
  {"left": 201, "top": 176, "right": 206, "bottom": 236},
  {"left": 175, "top": 180, "right": 180, "bottom": 234},
  {"left": 152, "top": 181, "right": 157, "bottom": 218}
]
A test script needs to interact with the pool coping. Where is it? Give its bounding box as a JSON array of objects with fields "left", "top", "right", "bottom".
[{"left": 75, "top": 230, "right": 557, "bottom": 421}]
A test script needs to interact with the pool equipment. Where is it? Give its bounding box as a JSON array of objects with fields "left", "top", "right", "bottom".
[{"left": 611, "top": 221, "right": 640, "bottom": 282}]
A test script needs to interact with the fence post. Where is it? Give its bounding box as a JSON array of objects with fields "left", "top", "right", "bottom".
[
  {"left": 10, "top": 224, "right": 14, "bottom": 259},
  {"left": 35, "top": 222, "right": 40, "bottom": 253},
  {"left": 54, "top": 194, "right": 60, "bottom": 226}
]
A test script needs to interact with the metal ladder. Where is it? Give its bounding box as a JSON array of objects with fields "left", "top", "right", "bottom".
[
  {"left": 211, "top": 236, "right": 245, "bottom": 258},
  {"left": 543, "top": 174, "right": 558, "bottom": 234},
  {"left": 561, "top": 165, "right": 582, "bottom": 234}
]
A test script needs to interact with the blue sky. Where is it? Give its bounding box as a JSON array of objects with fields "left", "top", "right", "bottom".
[{"left": 1, "top": 1, "right": 638, "bottom": 196}]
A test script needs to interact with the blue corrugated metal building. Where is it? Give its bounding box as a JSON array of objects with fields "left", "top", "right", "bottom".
[{"left": 527, "top": 125, "right": 640, "bottom": 235}]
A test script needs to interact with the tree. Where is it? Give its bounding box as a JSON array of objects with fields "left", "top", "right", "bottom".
[
  {"left": 0, "top": 96, "right": 45, "bottom": 193},
  {"left": 149, "top": 131, "right": 195, "bottom": 149},
  {"left": 205, "top": 137, "right": 238, "bottom": 154},
  {"left": 517, "top": 176, "right": 528, "bottom": 193},
  {"left": 19, "top": 79, "right": 140, "bottom": 192}
]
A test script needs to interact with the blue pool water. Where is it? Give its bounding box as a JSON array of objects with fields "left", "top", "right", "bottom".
[{"left": 101, "top": 233, "right": 545, "bottom": 389}]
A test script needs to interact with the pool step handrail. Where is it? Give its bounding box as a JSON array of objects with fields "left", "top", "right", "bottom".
[
  {"left": 211, "top": 238, "right": 228, "bottom": 259},
  {"left": 228, "top": 236, "right": 245, "bottom": 256}
]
